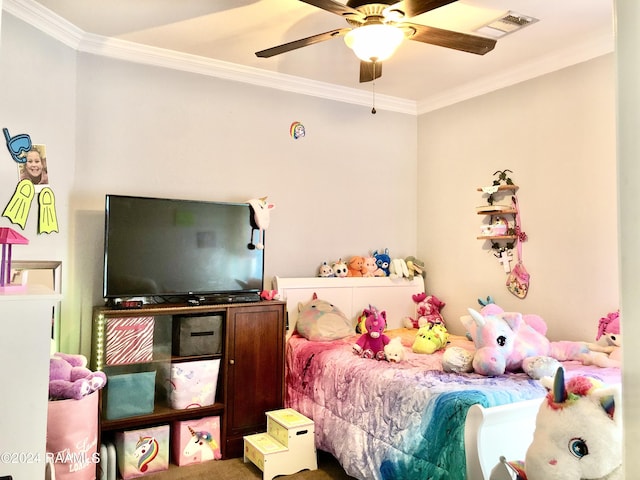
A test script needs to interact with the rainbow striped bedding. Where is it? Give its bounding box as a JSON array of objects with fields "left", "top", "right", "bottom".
[{"left": 285, "top": 329, "right": 620, "bottom": 480}]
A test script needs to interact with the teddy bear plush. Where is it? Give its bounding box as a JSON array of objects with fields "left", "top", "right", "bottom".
[
  {"left": 49, "top": 352, "right": 107, "bottom": 400},
  {"left": 362, "top": 255, "right": 384, "bottom": 277},
  {"left": 384, "top": 337, "right": 406, "bottom": 363},
  {"left": 353, "top": 305, "right": 390, "bottom": 361},
  {"left": 347, "top": 256, "right": 366, "bottom": 277}
]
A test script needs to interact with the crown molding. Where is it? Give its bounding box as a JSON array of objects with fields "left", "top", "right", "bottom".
[
  {"left": 77, "top": 33, "right": 417, "bottom": 115},
  {"left": 417, "top": 33, "right": 614, "bottom": 114},
  {"left": 3, "top": 0, "right": 83, "bottom": 49},
  {"left": 3, "top": 0, "right": 613, "bottom": 117},
  {"left": 2, "top": 0, "right": 417, "bottom": 115}
]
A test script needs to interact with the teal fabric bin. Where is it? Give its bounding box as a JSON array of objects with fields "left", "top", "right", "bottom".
[{"left": 105, "top": 371, "right": 156, "bottom": 420}]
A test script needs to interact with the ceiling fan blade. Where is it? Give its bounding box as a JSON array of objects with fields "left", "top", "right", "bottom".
[
  {"left": 386, "top": 0, "right": 457, "bottom": 19},
  {"left": 406, "top": 23, "right": 496, "bottom": 55},
  {"left": 300, "top": 0, "right": 365, "bottom": 21},
  {"left": 255, "top": 28, "right": 351, "bottom": 58},
  {"left": 360, "top": 61, "right": 382, "bottom": 83}
]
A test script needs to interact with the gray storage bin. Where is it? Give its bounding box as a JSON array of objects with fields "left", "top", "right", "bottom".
[{"left": 173, "top": 314, "right": 223, "bottom": 356}]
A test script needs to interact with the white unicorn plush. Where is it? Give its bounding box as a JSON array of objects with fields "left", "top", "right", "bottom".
[
  {"left": 491, "top": 367, "right": 622, "bottom": 480},
  {"left": 247, "top": 196, "right": 275, "bottom": 250}
]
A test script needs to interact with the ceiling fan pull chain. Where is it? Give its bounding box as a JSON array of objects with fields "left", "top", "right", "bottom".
[{"left": 371, "top": 59, "right": 377, "bottom": 114}]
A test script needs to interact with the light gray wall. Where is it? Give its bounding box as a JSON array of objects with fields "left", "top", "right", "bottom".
[
  {"left": 417, "top": 54, "right": 618, "bottom": 342},
  {"left": 2, "top": 3, "right": 638, "bottom": 474},
  {"left": 0, "top": 11, "right": 620, "bottom": 351},
  {"left": 0, "top": 14, "right": 76, "bottom": 257},
  {"left": 67, "top": 52, "right": 417, "bottom": 354},
  {"left": 0, "top": 13, "right": 77, "bottom": 347}
]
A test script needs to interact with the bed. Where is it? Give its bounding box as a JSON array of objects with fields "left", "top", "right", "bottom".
[{"left": 273, "top": 276, "right": 621, "bottom": 480}]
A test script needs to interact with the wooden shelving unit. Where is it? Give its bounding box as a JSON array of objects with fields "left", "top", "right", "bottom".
[{"left": 92, "top": 300, "right": 286, "bottom": 464}]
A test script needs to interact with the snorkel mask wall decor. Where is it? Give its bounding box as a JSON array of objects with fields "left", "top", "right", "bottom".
[{"left": 2, "top": 127, "right": 58, "bottom": 234}]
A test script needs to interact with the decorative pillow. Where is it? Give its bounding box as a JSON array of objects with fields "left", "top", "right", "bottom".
[{"left": 296, "top": 293, "right": 353, "bottom": 341}]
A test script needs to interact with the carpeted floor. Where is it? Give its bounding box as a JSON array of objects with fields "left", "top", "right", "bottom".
[{"left": 147, "top": 450, "right": 356, "bottom": 480}]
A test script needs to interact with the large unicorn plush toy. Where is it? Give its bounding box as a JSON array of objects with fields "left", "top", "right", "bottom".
[
  {"left": 443, "top": 304, "right": 590, "bottom": 378},
  {"left": 491, "top": 367, "right": 622, "bottom": 480}
]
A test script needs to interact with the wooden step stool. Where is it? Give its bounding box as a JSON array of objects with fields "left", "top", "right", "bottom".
[{"left": 244, "top": 408, "right": 318, "bottom": 480}]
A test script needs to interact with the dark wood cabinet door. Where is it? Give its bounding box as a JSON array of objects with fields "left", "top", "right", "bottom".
[{"left": 224, "top": 303, "right": 285, "bottom": 457}]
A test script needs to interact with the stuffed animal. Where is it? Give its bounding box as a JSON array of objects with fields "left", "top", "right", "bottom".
[
  {"left": 443, "top": 306, "right": 590, "bottom": 379},
  {"left": 332, "top": 258, "right": 348, "bottom": 278},
  {"left": 353, "top": 305, "right": 390, "bottom": 361},
  {"left": 405, "top": 256, "right": 425, "bottom": 280},
  {"left": 583, "top": 310, "right": 622, "bottom": 368},
  {"left": 412, "top": 323, "right": 449, "bottom": 354},
  {"left": 403, "top": 293, "right": 446, "bottom": 329},
  {"left": 296, "top": 293, "right": 353, "bottom": 341},
  {"left": 490, "top": 367, "right": 622, "bottom": 480},
  {"left": 355, "top": 312, "right": 366, "bottom": 334},
  {"left": 260, "top": 290, "right": 279, "bottom": 300},
  {"left": 372, "top": 249, "right": 391, "bottom": 276},
  {"left": 347, "top": 256, "right": 366, "bottom": 277},
  {"left": 384, "top": 337, "right": 406, "bottom": 363},
  {"left": 389, "top": 258, "right": 410, "bottom": 278},
  {"left": 362, "top": 255, "right": 384, "bottom": 277},
  {"left": 49, "top": 352, "right": 107, "bottom": 400},
  {"left": 247, "top": 196, "right": 275, "bottom": 250},
  {"left": 442, "top": 346, "right": 474, "bottom": 373},
  {"left": 318, "top": 261, "right": 335, "bottom": 277}
]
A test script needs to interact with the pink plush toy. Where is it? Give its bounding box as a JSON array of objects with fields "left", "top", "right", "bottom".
[
  {"left": 353, "top": 305, "right": 390, "bottom": 361},
  {"left": 444, "top": 303, "right": 590, "bottom": 379},
  {"left": 583, "top": 310, "right": 622, "bottom": 368},
  {"left": 597, "top": 310, "right": 620, "bottom": 343},
  {"left": 49, "top": 352, "right": 107, "bottom": 400},
  {"left": 362, "top": 255, "right": 384, "bottom": 277},
  {"left": 403, "top": 293, "right": 446, "bottom": 329}
]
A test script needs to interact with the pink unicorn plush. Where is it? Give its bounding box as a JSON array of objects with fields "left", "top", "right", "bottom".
[
  {"left": 444, "top": 305, "right": 590, "bottom": 378},
  {"left": 353, "top": 305, "right": 390, "bottom": 361}
]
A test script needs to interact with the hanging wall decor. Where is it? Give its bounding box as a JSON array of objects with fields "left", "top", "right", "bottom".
[
  {"left": 2, "top": 127, "right": 59, "bottom": 234},
  {"left": 290, "top": 121, "right": 305, "bottom": 139},
  {"left": 476, "top": 170, "right": 529, "bottom": 298}
]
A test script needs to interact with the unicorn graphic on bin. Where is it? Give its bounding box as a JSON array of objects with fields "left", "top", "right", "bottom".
[
  {"left": 134, "top": 436, "right": 159, "bottom": 472},
  {"left": 183, "top": 425, "right": 220, "bottom": 461}
]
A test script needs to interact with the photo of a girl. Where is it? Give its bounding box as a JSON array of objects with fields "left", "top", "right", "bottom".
[{"left": 18, "top": 144, "right": 49, "bottom": 185}]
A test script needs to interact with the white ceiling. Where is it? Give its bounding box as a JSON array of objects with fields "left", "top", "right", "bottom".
[{"left": 9, "top": 0, "right": 614, "bottom": 113}]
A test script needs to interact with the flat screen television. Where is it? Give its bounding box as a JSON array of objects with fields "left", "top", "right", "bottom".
[{"left": 103, "top": 194, "right": 264, "bottom": 303}]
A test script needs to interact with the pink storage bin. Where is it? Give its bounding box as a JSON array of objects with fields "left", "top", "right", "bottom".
[
  {"left": 115, "top": 425, "right": 169, "bottom": 479},
  {"left": 171, "top": 416, "right": 222, "bottom": 466},
  {"left": 106, "top": 316, "right": 154, "bottom": 365},
  {"left": 46, "top": 390, "right": 99, "bottom": 480}
]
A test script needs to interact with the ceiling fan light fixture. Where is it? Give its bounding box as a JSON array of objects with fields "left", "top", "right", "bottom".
[{"left": 344, "top": 24, "right": 404, "bottom": 62}]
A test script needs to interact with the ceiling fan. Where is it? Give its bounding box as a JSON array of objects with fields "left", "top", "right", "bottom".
[{"left": 255, "top": 0, "right": 497, "bottom": 83}]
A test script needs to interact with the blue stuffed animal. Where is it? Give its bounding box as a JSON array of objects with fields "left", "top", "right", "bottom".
[{"left": 372, "top": 248, "right": 391, "bottom": 276}]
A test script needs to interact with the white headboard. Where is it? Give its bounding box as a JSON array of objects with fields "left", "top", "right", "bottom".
[{"left": 272, "top": 276, "right": 425, "bottom": 337}]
